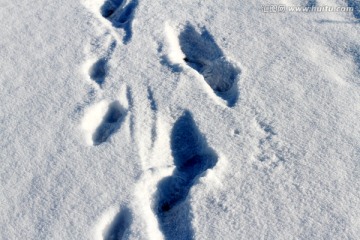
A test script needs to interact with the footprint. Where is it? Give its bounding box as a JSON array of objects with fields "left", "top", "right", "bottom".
[
  {"left": 101, "top": 0, "right": 126, "bottom": 18},
  {"left": 93, "top": 101, "right": 127, "bottom": 145},
  {"left": 178, "top": 24, "right": 241, "bottom": 107},
  {"left": 100, "top": 0, "right": 138, "bottom": 43},
  {"left": 153, "top": 111, "right": 218, "bottom": 240},
  {"left": 81, "top": 99, "right": 128, "bottom": 146},
  {"left": 89, "top": 58, "right": 108, "bottom": 86},
  {"left": 104, "top": 207, "right": 132, "bottom": 240},
  {"left": 87, "top": 41, "right": 116, "bottom": 87},
  {"left": 348, "top": 0, "right": 360, "bottom": 19}
]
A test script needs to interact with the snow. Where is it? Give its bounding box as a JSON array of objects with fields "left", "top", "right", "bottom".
[{"left": 1, "top": 0, "right": 360, "bottom": 239}]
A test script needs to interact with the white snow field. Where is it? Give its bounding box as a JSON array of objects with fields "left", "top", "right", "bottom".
[{"left": 1, "top": 0, "right": 360, "bottom": 239}]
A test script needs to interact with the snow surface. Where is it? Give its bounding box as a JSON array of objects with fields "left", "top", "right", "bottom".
[{"left": 1, "top": 0, "right": 360, "bottom": 239}]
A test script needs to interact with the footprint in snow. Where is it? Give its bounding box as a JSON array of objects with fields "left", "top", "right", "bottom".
[
  {"left": 89, "top": 58, "right": 108, "bottom": 87},
  {"left": 100, "top": 0, "right": 138, "bottom": 44},
  {"left": 92, "top": 101, "right": 127, "bottom": 146},
  {"left": 87, "top": 41, "right": 116, "bottom": 88},
  {"left": 103, "top": 207, "right": 132, "bottom": 240},
  {"left": 153, "top": 111, "right": 218, "bottom": 240},
  {"left": 178, "top": 23, "right": 241, "bottom": 107}
]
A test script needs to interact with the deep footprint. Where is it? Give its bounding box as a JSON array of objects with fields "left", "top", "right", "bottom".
[
  {"left": 93, "top": 101, "right": 127, "bottom": 145},
  {"left": 89, "top": 58, "right": 108, "bottom": 86},
  {"left": 154, "top": 111, "right": 218, "bottom": 240},
  {"left": 88, "top": 41, "right": 116, "bottom": 87},
  {"left": 101, "top": 0, "right": 126, "bottom": 18},
  {"left": 104, "top": 207, "right": 132, "bottom": 240},
  {"left": 179, "top": 24, "right": 240, "bottom": 107},
  {"left": 100, "top": 0, "right": 138, "bottom": 43}
]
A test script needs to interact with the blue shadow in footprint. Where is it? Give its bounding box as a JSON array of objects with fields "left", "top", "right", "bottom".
[
  {"left": 104, "top": 207, "right": 132, "bottom": 240},
  {"left": 179, "top": 24, "right": 241, "bottom": 107},
  {"left": 154, "top": 111, "right": 218, "bottom": 240},
  {"left": 89, "top": 58, "right": 108, "bottom": 87},
  {"left": 92, "top": 101, "right": 127, "bottom": 146},
  {"left": 100, "top": 0, "right": 138, "bottom": 44}
]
